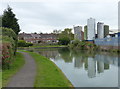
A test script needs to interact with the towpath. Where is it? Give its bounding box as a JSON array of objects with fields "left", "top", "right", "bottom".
[{"left": 7, "top": 52, "right": 36, "bottom": 87}]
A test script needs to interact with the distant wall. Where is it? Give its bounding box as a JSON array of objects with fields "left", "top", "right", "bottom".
[
  {"left": 95, "top": 37, "right": 119, "bottom": 46},
  {"left": 94, "top": 37, "right": 120, "bottom": 50}
]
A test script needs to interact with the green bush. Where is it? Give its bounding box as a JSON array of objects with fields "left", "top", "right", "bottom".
[
  {"left": 27, "top": 42, "right": 33, "bottom": 47},
  {"left": 1, "top": 27, "right": 17, "bottom": 69},
  {"left": 58, "top": 36, "right": 70, "bottom": 45},
  {"left": 1, "top": 27, "right": 17, "bottom": 55},
  {"left": 1, "top": 27, "right": 17, "bottom": 41},
  {"left": 18, "top": 40, "right": 26, "bottom": 47},
  {"left": 69, "top": 40, "right": 97, "bottom": 50},
  {"left": 18, "top": 40, "right": 33, "bottom": 47}
]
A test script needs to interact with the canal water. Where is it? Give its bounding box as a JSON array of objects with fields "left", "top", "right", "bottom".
[{"left": 30, "top": 48, "right": 118, "bottom": 87}]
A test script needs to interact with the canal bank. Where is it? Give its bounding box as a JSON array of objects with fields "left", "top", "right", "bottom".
[
  {"left": 94, "top": 36, "right": 120, "bottom": 52},
  {"left": 21, "top": 50, "right": 73, "bottom": 87},
  {"left": 69, "top": 40, "right": 120, "bottom": 52},
  {"left": 28, "top": 48, "right": 118, "bottom": 87}
]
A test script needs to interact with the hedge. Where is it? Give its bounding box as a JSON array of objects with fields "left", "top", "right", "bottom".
[
  {"left": 18, "top": 40, "right": 33, "bottom": 47},
  {"left": 1, "top": 27, "right": 17, "bottom": 69}
]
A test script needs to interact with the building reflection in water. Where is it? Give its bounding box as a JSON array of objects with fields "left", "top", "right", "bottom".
[
  {"left": 36, "top": 48, "right": 118, "bottom": 79},
  {"left": 74, "top": 56, "right": 84, "bottom": 68},
  {"left": 88, "top": 57, "right": 96, "bottom": 78},
  {"left": 97, "top": 61, "right": 104, "bottom": 73},
  {"left": 73, "top": 52, "right": 118, "bottom": 78}
]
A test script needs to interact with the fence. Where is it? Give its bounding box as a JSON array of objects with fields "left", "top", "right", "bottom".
[{"left": 94, "top": 37, "right": 120, "bottom": 47}]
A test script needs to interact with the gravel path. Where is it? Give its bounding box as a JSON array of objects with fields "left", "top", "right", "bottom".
[{"left": 7, "top": 52, "right": 36, "bottom": 87}]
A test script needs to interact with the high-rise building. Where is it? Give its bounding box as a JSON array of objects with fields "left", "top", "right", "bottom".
[
  {"left": 87, "top": 18, "right": 96, "bottom": 41},
  {"left": 84, "top": 25, "right": 87, "bottom": 40},
  {"left": 118, "top": 1, "right": 120, "bottom": 31},
  {"left": 104, "top": 25, "right": 109, "bottom": 37},
  {"left": 74, "top": 26, "right": 82, "bottom": 41},
  {"left": 97, "top": 22, "right": 104, "bottom": 39}
]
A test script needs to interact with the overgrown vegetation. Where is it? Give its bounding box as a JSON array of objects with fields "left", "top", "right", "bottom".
[
  {"left": 68, "top": 40, "right": 98, "bottom": 50},
  {"left": 2, "top": 52, "right": 25, "bottom": 87},
  {"left": 58, "top": 28, "right": 74, "bottom": 45},
  {"left": 1, "top": 5, "right": 21, "bottom": 70},
  {"left": 1, "top": 27, "right": 18, "bottom": 69},
  {"left": 58, "top": 36, "right": 70, "bottom": 45},
  {"left": 18, "top": 40, "right": 33, "bottom": 47}
]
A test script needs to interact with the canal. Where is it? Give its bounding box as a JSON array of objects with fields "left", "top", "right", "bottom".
[{"left": 29, "top": 48, "right": 118, "bottom": 87}]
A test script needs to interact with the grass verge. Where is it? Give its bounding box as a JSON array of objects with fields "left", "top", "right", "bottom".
[
  {"left": 27, "top": 51, "right": 73, "bottom": 88},
  {"left": 18, "top": 45, "right": 67, "bottom": 49},
  {"left": 2, "top": 52, "right": 25, "bottom": 87}
]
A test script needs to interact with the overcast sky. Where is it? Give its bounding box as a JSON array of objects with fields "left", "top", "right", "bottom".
[{"left": 0, "top": 0, "right": 119, "bottom": 33}]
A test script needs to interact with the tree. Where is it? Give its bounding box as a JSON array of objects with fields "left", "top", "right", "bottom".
[
  {"left": 2, "top": 5, "right": 20, "bottom": 35},
  {"left": 58, "top": 28, "right": 74, "bottom": 45},
  {"left": 60, "top": 28, "right": 74, "bottom": 40},
  {"left": 58, "top": 36, "right": 70, "bottom": 45},
  {"left": 0, "top": 15, "right": 2, "bottom": 27},
  {"left": 53, "top": 29, "right": 62, "bottom": 34}
]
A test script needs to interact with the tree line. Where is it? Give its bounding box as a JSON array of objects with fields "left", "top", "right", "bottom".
[{"left": 1, "top": 6, "right": 20, "bottom": 69}]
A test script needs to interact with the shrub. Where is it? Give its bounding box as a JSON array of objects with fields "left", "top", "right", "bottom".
[
  {"left": 26, "top": 42, "right": 33, "bottom": 47},
  {"left": 18, "top": 40, "right": 26, "bottom": 47},
  {"left": 58, "top": 36, "right": 70, "bottom": 45},
  {"left": 1, "top": 27, "right": 17, "bottom": 55},
  {"left": 69, "top": 40, "right": 97, "bottom": 50},
  {"left": 1, "top": 27, "right": 17, "bottom": 69},
  {"left": 18, "top": 40, "right": 33, "bottom": 47},
  {"left": 2, "top": 43, "right": 12, "bottom": 69},
  {"left": 1, "top": 27, "right": 17, "bottom": 41}
]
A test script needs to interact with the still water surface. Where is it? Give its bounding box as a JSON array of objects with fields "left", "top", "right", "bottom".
[{"left": 31, "top": 48, "right": 118, "bottom": 87}]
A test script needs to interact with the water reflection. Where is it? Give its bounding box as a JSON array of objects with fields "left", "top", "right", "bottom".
[
  {"left": 27, "top": 48, "right": 118, "bottom": 87},
  {"left": 34, "top": 48, "right": 118, "bottom": 79}
]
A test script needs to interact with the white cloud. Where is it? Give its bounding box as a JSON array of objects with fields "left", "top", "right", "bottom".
[
  {"left": 2, "top": 0, "right": 119, "bottom": 3},
  {"left": 0, "top": 0, "right": 119, "bottom": 33}
]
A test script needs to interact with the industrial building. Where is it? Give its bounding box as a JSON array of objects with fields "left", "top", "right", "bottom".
[
  {"left": 74, "top": 26, "right": 83, "bottom": 41},
  {"left": 84, "top": 25, "right": 87, "bottom": 40},
  {"left": 118, "top": 1, "right": 120, "bottom": 30},
  {"left": 104, "top": 25, "right": 109, "bottom": 37},
  {"left": 97, "top": 22, "right": 104, "bottom": 39},
  {"left": 87, "top": 18, "right": 96, "bottom": 41}
]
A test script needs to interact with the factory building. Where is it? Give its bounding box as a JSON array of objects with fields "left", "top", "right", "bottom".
[
  {"left": 118, "top": 1, "right": 120, "bottom": 31},
  {"left": 74, "top": 26, "right": 83, "bottom": 41},
  {"left": 104, "top": 25, "right": 109, "bottom": 37},
  {"left": 87, "top": 18, "right": 96, "bottom": 41},
  {"left": 84, "top": 25, "right": 87, "bottom": 40},
  {"left": 97, "top": 22, "right": 104, "bottom": 39}
]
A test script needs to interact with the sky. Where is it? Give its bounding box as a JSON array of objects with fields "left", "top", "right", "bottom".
[{"left": 0, "top": 0, "right": 119, "bottom": 33}]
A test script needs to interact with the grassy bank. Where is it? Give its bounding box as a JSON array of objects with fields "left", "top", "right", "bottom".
[
  {"left": 97, "top": 46, "right": 120, "bottom": 53},
  {"left": 69, "top": 40, "right": 98, "bottom": 51},
  {"left": 2, "top": 52, "right": 25, "bottom": 87},
  {"left": 0, "top": 70, "right": 1, "bottom": 88},
  {"left": 27, "top": 51, "right": 73, "bottom": 88},
  {"left": 18, "top": 45, "right": 67, "bottom": 49}
]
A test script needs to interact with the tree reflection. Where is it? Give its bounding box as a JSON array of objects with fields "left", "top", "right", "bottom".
[
  {"left": 58, "top": 48, "right": 73, "bottom": 63},
  {"left": 34, "top": 48, "right": 118, "bottom": 78}
]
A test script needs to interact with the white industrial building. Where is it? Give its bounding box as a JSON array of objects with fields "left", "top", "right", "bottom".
[
  {"left": 97, "top": 22, "right": 104, "bottom": 39},
  {"left": 87, "top": 18, "right": 96, "bottom": 41},
  {"left": 74, "top": 26, "right": 82, "bottom": 41},
  {"left": 118, "top": 1, "right": 120, "bottom": 31}
]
